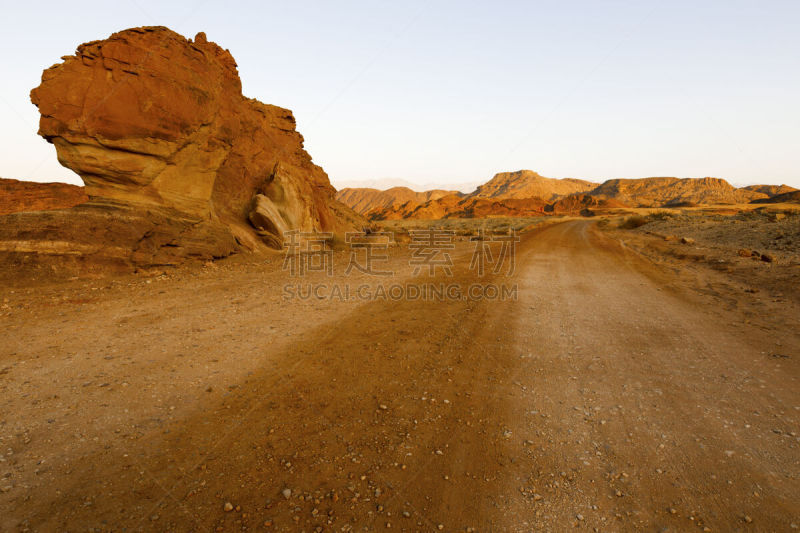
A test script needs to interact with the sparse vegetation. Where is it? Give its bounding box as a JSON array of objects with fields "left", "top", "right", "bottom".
[
  {"left": 648, "top": 210, "right": 673, "bottom": 221},
  {"left": 619, "top": 215, "right": 649, "bottom": 229},
  {"left": 376, "top": 216, "right": 556, "bottom": 236}
]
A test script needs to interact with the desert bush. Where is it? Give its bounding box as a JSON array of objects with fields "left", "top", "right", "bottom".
[
  {"left": 648, "top": 210, "right": 672, "bottom": 221},
  {"left": 619, "top": 215, "right": 649, "bottom": 229}
]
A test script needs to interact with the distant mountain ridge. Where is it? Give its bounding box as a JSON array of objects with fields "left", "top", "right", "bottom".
[
  {"left": 334, "top": 178, "right": 481, "bottom": 194},
  {"left": 471, "top": 170, "right": 596, "bottom": 201},
  {"left": 336, "top": 187, "right": 462, "bottom": 215},
  {"left": 335, "top": 170, "right": 798, "bottom": 220}
]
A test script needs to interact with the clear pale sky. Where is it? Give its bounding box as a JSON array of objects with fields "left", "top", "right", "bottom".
[{"left": 1, "top": 0, "right": 798, "bottom": 189}]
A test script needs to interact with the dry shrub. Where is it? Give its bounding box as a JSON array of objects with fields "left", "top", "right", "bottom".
[
  {"left": 619, "top": 215, "right": 649, "bottom": 229},
  {"left": 648, "top": 210, "right": 672, "bottom": 221}
]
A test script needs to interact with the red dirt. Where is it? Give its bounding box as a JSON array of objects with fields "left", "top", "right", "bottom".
[{"left": 0, "top": 221, "right": 798, "bottom": 531}]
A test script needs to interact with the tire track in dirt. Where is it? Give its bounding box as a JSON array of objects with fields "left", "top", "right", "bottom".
[{"left": 3, "top": 220, "right": 798, "bottom": 531}]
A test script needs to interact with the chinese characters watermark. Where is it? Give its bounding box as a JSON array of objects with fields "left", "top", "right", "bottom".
[{"left": 280, "top": 228, "right": 520, "bottom": 301}]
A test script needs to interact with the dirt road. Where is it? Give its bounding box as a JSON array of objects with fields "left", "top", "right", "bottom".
[{"left": 1, "top": 221, "right": 798, "bottom": 531}]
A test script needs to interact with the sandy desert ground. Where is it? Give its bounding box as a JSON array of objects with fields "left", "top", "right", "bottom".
[{"left": 1, "top": 219, "right": 799, "bottom": 532}]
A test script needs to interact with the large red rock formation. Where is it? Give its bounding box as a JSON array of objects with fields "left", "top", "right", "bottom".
[{"left": 1, "top": 26, "right": 362, "bottom": 273}]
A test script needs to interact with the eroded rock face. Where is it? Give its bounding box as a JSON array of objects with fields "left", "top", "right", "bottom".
[
  {"left": 471, "top": 171, "right": 596, "bottom": 201},
  {"left": 26, "top": 26, "right": 355, "bottom": 257},
  {"left": 547, "top": 194, "right": 628, "bottom": 214},
  {"left": 0, "top": 203, "right": 238, "bottom": 279},
  {"left": 0, "top": 178, "right": 87, "bottom": 215},
  {"left": 588, "top": 177, "right": 767, "bottom": 207},
  {"left": 742, "top": 184, "right": 798, "bottom": 197},
  {"left": 249, "top": 195, "right": 290, "bottom": 249}
]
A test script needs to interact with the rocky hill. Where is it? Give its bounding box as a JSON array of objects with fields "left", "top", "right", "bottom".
[
  {"left": 587, "top": 177, "right": 766, "bottom": 207},
  {"left": 471, "top": 170, "right": 596, "bottom": 201},
  {"left": 751, "top": 190, "right": 800, "bottom": 204},
  {"left": 340, "top": 171, "right": 796, "bottom": 221},
  {"left": 546, "top": 194, "right": 628, "bottom": 215},
  {"left": 335, "top": 187, "right": 460, "bottom": 215},
  {"left": 741, "top": 184, "right": 798, "bottom": 197},
  {"left": 364, "top": 194, "right": 549, "bottom": 221},
  {"left": 0, "top": 26, "right": 363, "bottom": 273},
  {"left": 337, "top": 171, "right": 596, "bottom": 218},
  {"left": 383, "top": 194, "right": 464, "bottom": 220},
  {"left": 0, "top": 178, "right": 87, "bottom": 215}
]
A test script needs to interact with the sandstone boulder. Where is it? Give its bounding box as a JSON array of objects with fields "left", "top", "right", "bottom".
[{"left": 2, "top": 26, "right": 363, "bottom": 273}]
